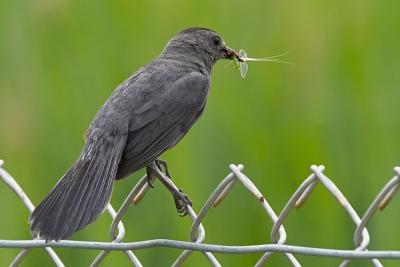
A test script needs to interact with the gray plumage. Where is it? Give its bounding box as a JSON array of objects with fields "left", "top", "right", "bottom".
[{"left": 29, "top": 27, "right": 237, "bottom": 241}]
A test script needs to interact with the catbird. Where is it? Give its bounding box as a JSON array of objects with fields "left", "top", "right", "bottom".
[{"left": 29, "top": 27, "right": 240, "bottom": 241}]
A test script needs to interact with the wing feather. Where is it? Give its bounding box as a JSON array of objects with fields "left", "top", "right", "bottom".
[{"left": 115, "top": 72, "right": 209, "bottom": 179}]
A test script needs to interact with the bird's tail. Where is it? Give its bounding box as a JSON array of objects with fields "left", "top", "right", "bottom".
[{"left": 29, "top": 132, "right": 126, "bottom": 241}]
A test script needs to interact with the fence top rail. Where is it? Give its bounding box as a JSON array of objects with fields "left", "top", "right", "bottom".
[{"left": 1, "top": 239, "right": 400, "bottom": 259}]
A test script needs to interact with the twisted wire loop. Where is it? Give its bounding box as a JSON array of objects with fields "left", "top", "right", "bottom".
[
  {"left": 228, "top": 165, "right": 300, "bottom": 267},
  {"left": 0, "top": 160, "right": 64, "bottom": 267},
  {"left": 271, "top": 165, "right": 382, "bottom": 267},
  {"left": 90, "top": 174, "right": 154, "bottom": 267},
  {"left": 90, "top": 204, "right": 142, "bottom": 267},
  {"left": 1, "top": 159, "right": 400, "bottom": 267}
]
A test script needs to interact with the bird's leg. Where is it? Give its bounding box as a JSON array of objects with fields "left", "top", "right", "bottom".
[
  {"left": 148, "top": 160, "right": 192, "bottom": 216},
  {"left": 146, "top": 159, "right": 171, "bottom": 188},
  {"left": 146, "top": 159, "right": 170, "bottom": 187},
  {"left": 155, "top": 159, "right": 171, "bottom": 178}
]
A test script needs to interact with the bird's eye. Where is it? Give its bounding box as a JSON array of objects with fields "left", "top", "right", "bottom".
[{"left": 212, "top": 36, "right": 220, "bottom": 46}]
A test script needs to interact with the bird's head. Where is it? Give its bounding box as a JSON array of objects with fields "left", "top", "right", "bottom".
[{"left": 162, "top": 27, "right": 239, "bottom": 68}]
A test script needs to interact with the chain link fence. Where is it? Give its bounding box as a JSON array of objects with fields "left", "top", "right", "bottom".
[{"left": 1, "top": 159, "right": 400, "bottom": 266}]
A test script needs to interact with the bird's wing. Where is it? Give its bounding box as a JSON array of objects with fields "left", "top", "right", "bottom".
[{"left": 116, "top": 71, "right": 209, "bottom": 179}]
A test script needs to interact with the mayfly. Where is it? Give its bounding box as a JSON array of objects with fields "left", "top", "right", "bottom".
[{"left": 232, "top": 49, "right": 292, "bottom": 78}]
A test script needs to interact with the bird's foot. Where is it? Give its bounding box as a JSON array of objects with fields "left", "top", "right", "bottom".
[
  {"left": 148, "top": 160, "right": 192, "bottom": 216},
  {"left": 173, "top": 189, "right": 192, "bottom": 216}
]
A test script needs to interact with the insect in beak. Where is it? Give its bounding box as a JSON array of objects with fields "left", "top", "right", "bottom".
[{"left": 233, "top": 49, "right": 292, "bottom": 78}]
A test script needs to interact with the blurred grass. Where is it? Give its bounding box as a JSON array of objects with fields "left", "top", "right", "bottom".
[{"left": 1, "top": 0, "right": 400, "bottom": 266}]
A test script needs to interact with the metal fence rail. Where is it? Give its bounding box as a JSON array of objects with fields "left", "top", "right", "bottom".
[{"left": 1, "top": 159, "right": 400, "bottom": 266}]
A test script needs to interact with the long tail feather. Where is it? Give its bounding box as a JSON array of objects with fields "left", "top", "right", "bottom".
[{"left": 29, "top": 131, "right": 126, "bottom": 241}]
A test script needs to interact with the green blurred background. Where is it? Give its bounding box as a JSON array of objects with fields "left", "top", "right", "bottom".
[{"left": 1, "top": 0, "right": 400, "bottom": 266}]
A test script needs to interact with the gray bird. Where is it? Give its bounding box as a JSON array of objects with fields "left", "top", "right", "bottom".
[{"left": 29, "top": 27, "right": 239, "bottom": 241}]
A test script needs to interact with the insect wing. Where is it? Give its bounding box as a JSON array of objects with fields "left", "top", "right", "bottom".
[{"left": 239, "top": 62, "right": 248, "bottom": 78}]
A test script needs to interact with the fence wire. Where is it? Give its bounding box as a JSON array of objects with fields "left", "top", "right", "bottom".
[{"left": 1, "top": 158, "right": 400, "bottom": 266}]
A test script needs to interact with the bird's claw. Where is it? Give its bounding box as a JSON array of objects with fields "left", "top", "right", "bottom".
[
  {"left": 173, "top": 190, "right": 192, "bottom": 216},
  {"left": 146, "top": 168, "right": 155, "bottom": 188},
  {"left": 147, "top": 177, "right": 154, "bottom": 188}
]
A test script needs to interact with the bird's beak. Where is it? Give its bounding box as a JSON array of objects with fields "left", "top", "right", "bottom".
[{"left": 222, "top": 46, "right": 240, "bottom": 61}]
